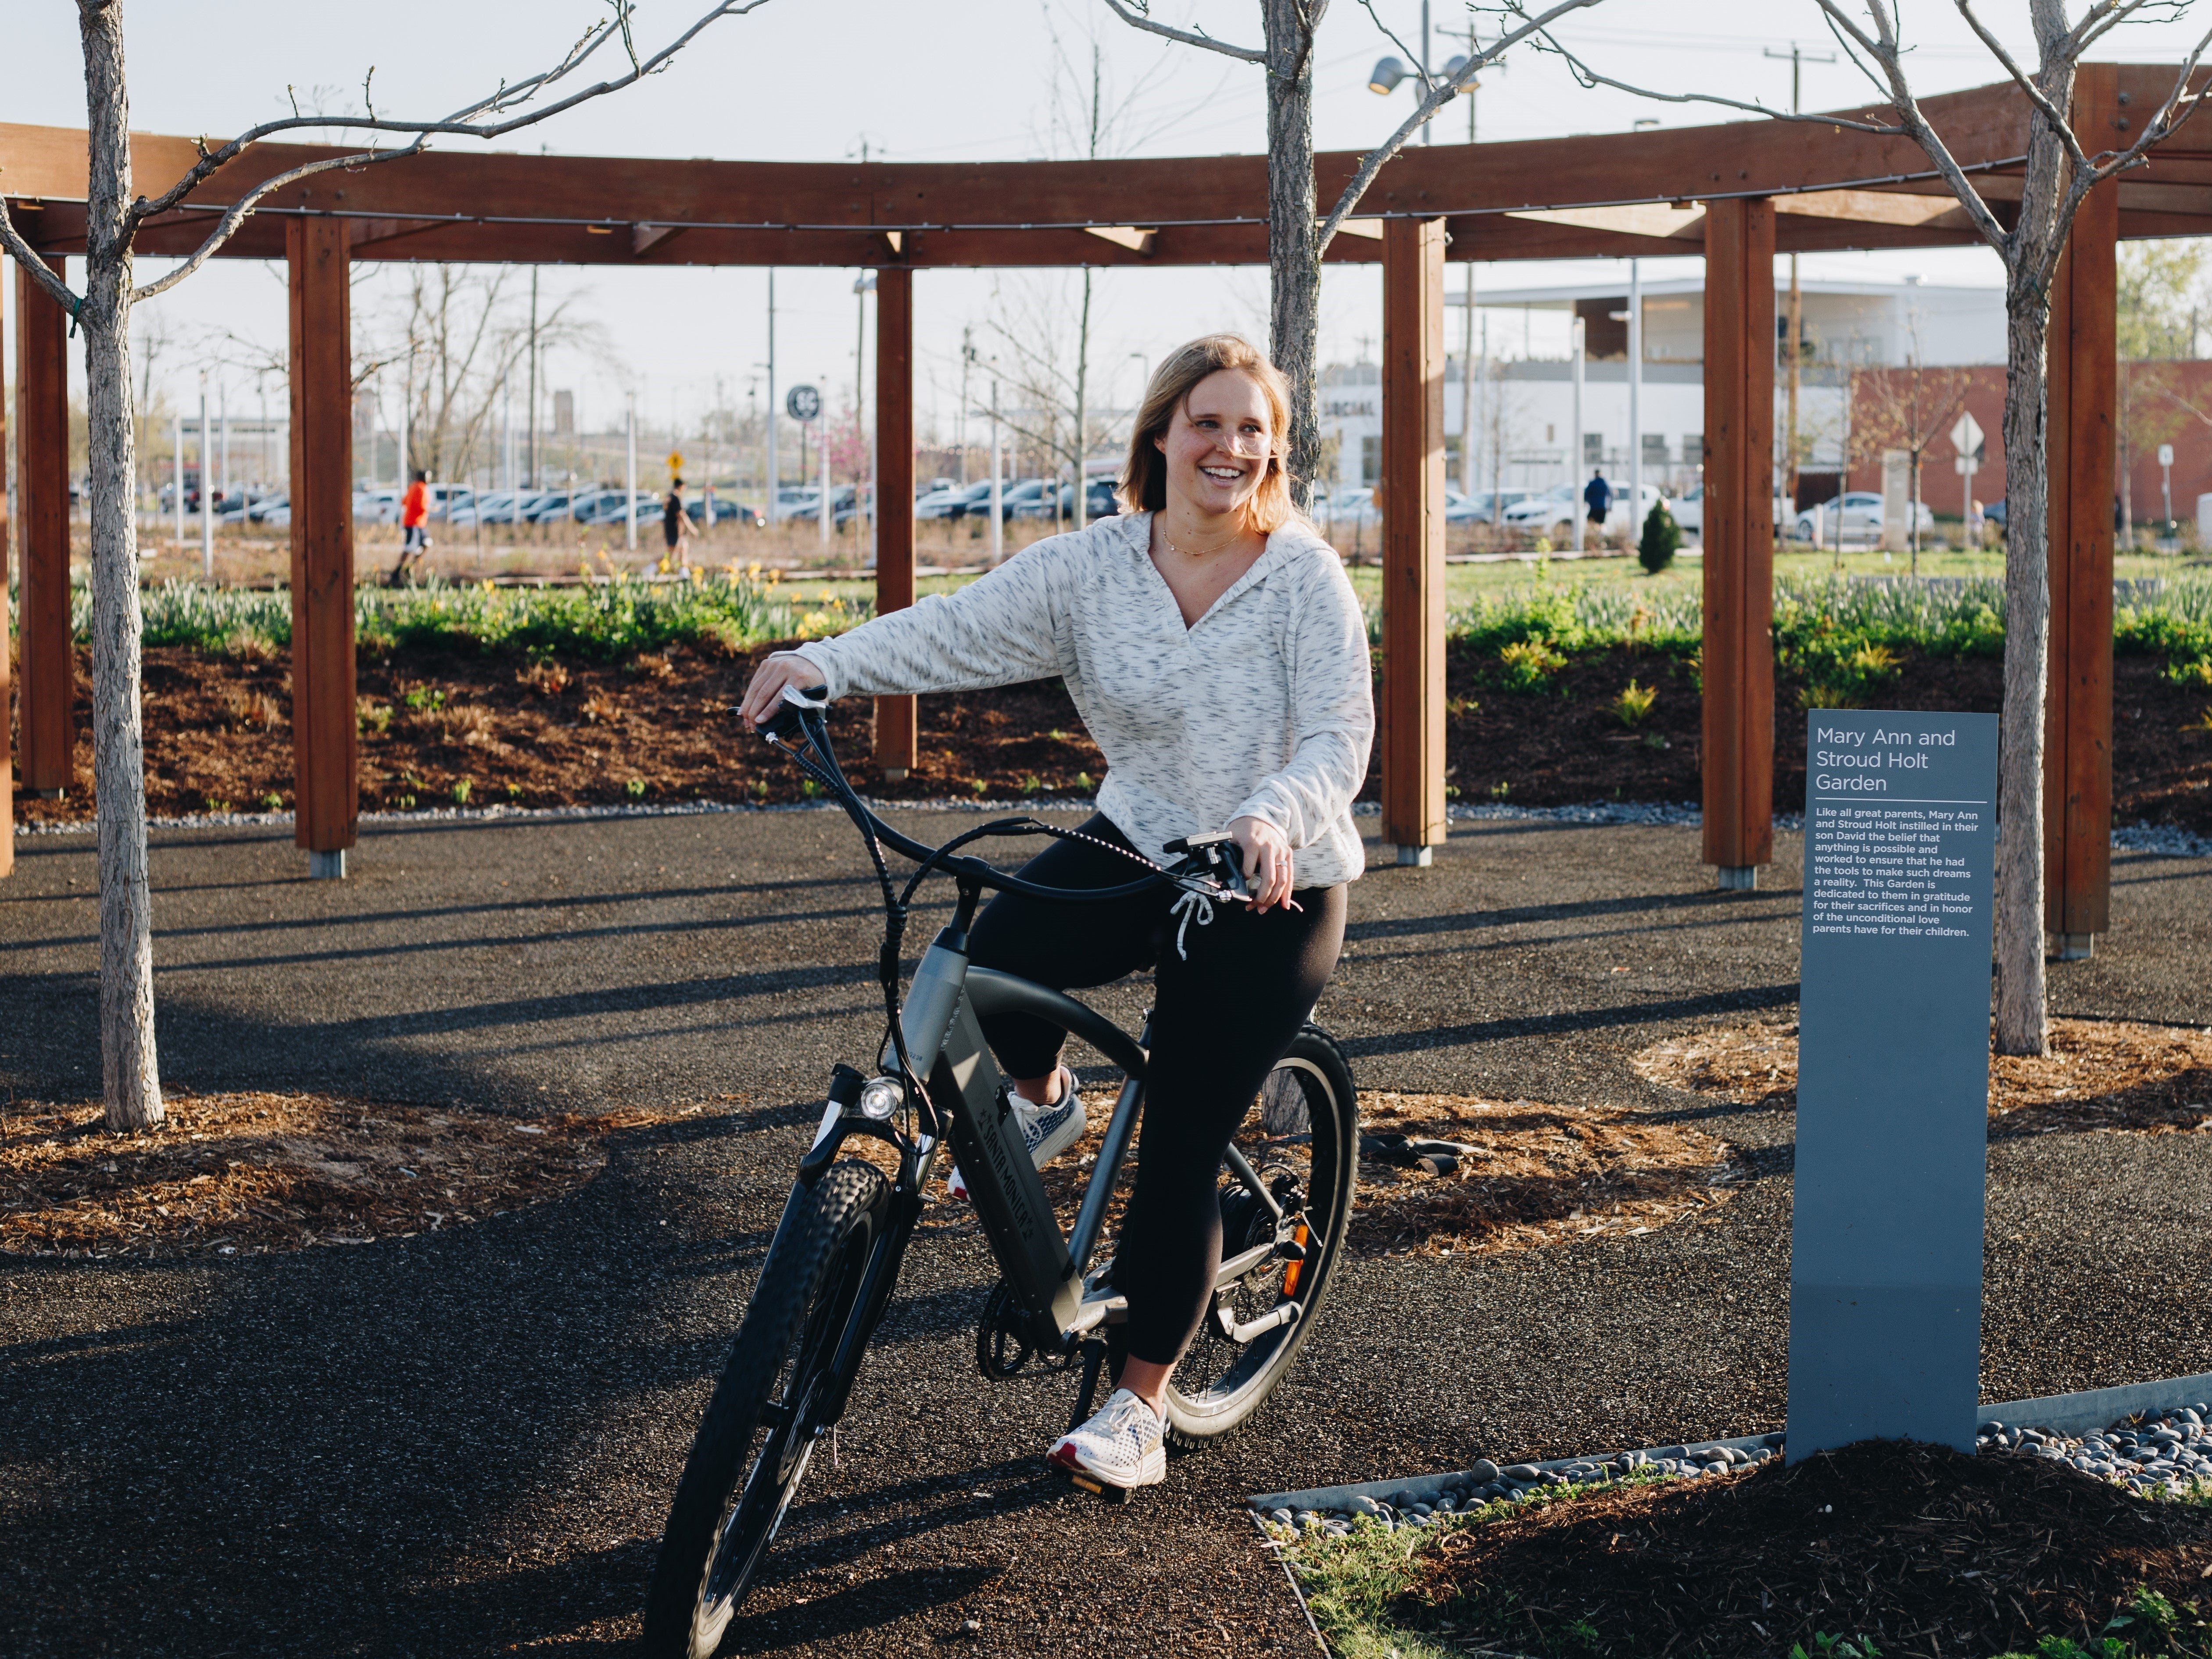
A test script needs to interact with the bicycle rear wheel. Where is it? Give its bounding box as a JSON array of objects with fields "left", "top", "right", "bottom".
[
  {"left": 642, "top": 1160, "right": 888, "bottom": 1659},
  {"left": 1162, "top": 1024, "right": 1357, "bottom": 1448}
]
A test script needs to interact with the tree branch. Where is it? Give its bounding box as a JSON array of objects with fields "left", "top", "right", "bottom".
[
  {"left": 1098, "top": 0, "right": 1265, "bottom": 63},
  {"left": 128, "top": 0, "right": 774, "bottom": 232},
  {"left": 1953, "top": 0, "right": 2093, "bottom": 176},
  {"left": 1530, "top": 37, "right": 1906, "bottom": 135},
  {"left": 131, "top": 140, "right": 429, "bottom": 303},
  {"left": 2082, "top": 27, "right": 2212, "bottom": 181},
  {"left": 0, "top": 202, "right": 83, "bottom": 315},
  {"left": 1314, "top": 0, "right": 1619, "bottom": 254}
]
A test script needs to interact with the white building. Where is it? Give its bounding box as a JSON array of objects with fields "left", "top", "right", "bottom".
[{"left": 1318, "top": 275, "right": 2005, "bottom": 501}]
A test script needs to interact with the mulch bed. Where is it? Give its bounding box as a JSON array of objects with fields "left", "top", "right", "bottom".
[
  {"left": 1391, "top": 1440, "right": 2212, "bottom": 1659},
  {"left": 12, "top": 639, "right": 2212, "bottom": 832},
  {"left": 0, "top": 1091, "right": 706, "bottom": 1258},
  {"left": 1634, "top": 1017, "right": 2212, "bottom": 1139}
]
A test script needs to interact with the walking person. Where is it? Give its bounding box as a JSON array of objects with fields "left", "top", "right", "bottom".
[
  {"left": 662, "top": 477, "right": 701, "bottom": 568},
  {"left": 1584, "top": 467, "right": 1613, "bottom": 539},
  {"left": 739, "top": 334, "right": 1372, "bottom": 1492},
  {"left": 390, "top": 468, "right": 431, "bottom": 587}
]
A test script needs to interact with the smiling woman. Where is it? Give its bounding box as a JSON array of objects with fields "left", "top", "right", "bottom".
[{"left": 734, "top": 331, "right": 1375, "bottom": 1493}]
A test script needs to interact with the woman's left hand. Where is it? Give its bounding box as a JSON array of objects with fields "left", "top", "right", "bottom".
[{"left": 1228, "top": 816, "right": 1295, "bottom": 914}]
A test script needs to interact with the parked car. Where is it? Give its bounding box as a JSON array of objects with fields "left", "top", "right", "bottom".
[
  {"left": 449, "top": 490, "right": 527, "bottom": 527},
  {"left": 1319, "top": 486, "right": 1378, "bottom": 530},
  {"left": 945, "top": 480, "right": 1001, "bottom": 520},
  {"left": 246, "top": 492, "right": 289, "bottom": 524},
  {"left": 914, "top": 482, "right": 970, "bottom": 520},
  {"left": 696, "top": 494, "right": 762, "bottom": 528},
  {"left": 1054, "top": 478, "right": 1121, "bottom": 520},
  {"left": 1000, "top": 478, "right": 1056, "bottom": 520},
  {"left": 1504, "top": 480, "right": 1664, "bottom": 542},
  {"left": 1669, "top": 486, "right": 1793, "bottom": 537},
  {"left": 775, "top": 487, "right": 827, "bottom": 523},
  {"left": 1793, "top": 491, "right": 1938, "bottom": 544},
  {"left": 1445, "top": 487, "right": 1536, "bottom": 524}
]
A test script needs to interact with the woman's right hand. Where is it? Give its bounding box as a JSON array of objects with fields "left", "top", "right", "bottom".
[{"left": 740, "top": 652, "right": 828, "bottom": 732}]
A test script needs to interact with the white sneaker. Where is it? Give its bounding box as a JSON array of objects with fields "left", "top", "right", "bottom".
[
  {"left": 1050, "top": 1388, "right": 1167, "bottom": 1490},
  {"left": 947, "top": 1067, "right": 1086, "bottom": 1202}
]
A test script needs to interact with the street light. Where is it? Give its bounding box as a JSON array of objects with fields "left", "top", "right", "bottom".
[{"left": 1367, "top": 55, "right": 1409, "bottom": 94}]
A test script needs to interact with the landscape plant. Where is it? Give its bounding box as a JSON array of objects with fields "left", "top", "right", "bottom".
[
  {"left": 0, "top": 0, "right": 774, "bottom": 1131},
  {"left": 1638, "top": 499, "right": 1682, "bottom": 575}
]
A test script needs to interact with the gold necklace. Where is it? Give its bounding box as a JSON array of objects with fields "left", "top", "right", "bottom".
[{"left": 1160, "top": 522, "right": 1245, "bottom": 561}]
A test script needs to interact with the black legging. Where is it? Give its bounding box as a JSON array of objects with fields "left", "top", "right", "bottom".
[{"left": 966, "top": 816, "right": 1347, "bottom": 1367}]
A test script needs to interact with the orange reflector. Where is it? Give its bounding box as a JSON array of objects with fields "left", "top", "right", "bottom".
[{"left": 1280, "top": 1222, "right": 1312, "bottom": 1299}]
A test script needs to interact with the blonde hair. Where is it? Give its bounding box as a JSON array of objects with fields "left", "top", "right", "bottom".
[{"left": 1118, "top": 335, "right": 1298, "bottom": 534}]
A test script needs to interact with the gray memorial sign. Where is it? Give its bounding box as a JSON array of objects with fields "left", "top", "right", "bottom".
[{"left": 1789, "top": 709, "right": 1999, "bottom": 1458}]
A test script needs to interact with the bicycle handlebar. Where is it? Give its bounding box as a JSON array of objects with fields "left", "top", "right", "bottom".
[{"left": 761, "top": 685, "right": 1232, "bottom": 907}]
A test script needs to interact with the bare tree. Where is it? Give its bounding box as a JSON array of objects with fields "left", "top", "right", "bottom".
[
  {"left": 1536, "top": 3, "right": 2212, "bottom": 1057},
  {"left": 0, "top": 0, "right": 772, "bottom": 1132},
  {"left": 2115, "top": 240, "right": 2203, "bottom": 538},
  {"left": 1102, "top": 0, "right": 1604, "bottom": 509},
  {"left": 1848, "top": 317, "right": 1973, "bottom": 574}
]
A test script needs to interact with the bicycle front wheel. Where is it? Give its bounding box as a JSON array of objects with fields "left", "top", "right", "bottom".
[
  {"left": 642, "top": 1160, "right": 888, "bottom": 1659},
  {"left": 1163, "top": 1024, "right": 1358, "bottom": 1448}
]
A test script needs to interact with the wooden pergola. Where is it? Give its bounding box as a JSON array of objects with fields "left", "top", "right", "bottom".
[{"left": 5, "top": 63, "right": 2206, "bottom": 931}]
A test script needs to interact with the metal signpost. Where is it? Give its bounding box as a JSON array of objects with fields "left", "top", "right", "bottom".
[
  {"left": 1950, "top": 411, "right": 1984, "bottom": 539},
  {"left": 1790, "top": 709, "right": 1999, "bottom": 1457},
  {"left": 787, "top": 384, "right": 822, "bottom": 546}
]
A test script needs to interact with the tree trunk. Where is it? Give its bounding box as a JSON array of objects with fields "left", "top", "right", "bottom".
[
  {"left": 80, "top": 0, "right": 165, "bottom": 1130},
  {"left": 1995, "top": 283, "right": 2053, "bottom": 1057},
  {"left": 1264, "top": 0, "right": 1321, "bottom": 511}
]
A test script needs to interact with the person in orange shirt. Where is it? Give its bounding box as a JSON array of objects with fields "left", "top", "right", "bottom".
[{"left": 392, "top": 468, "right": 430, "bottom": 586}]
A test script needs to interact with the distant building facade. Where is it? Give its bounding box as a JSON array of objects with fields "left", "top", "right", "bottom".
[{"left": 1316, "top": 275, "right": 2007, "bottom": 507}]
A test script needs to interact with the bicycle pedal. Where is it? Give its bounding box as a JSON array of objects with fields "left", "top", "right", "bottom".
[{"left": 1064, "top": 1470, "right": 1135, "bottom": 1505}]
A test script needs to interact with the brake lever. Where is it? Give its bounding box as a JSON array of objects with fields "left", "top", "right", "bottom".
[{"left": 1162, "top": 831, "right": 1252, "bottom": 903}]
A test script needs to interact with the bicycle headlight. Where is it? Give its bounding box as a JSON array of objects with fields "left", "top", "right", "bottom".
[{"left": 858, "top": 1075, "right": 903, "bottom": 1121}]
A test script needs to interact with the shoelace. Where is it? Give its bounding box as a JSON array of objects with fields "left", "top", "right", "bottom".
[{"left": 1167, "top": 887, "right": 1213, "bottom": 960}]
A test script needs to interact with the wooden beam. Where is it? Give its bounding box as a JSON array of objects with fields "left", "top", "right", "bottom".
[
  {"left": 0, "top": 269, "right": 11, "bottom": 878},
  {"left": 1700, "top": 197, "right": 1778, "bottom": 885},
  {"left": 15, "top": 257, "right": 73, "bottom": 798},
  {"left": 1379, "top": 216, "right": 1448, "bottom": 864},
  {"left": 874, "top": 265, "right": 916, "bottom": 779},
  {"left": 2044, "top": 64, "right": 2120, "bottom": 949},
  {"left": 287, "top": 218, "right": 358, "bottom": 872}
]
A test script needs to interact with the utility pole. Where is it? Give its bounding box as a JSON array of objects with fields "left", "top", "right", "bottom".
[
  {"left": 1765, "top": 44, "right": 1834, "bottom": 520},
  {"left": 1571, "top": 315, "right": 1586, "bottom": 552},
  {"left": 989, "top": 380, "right": 1004, "bottom": 564},
  {"left": 198, "top": 375, "right": 212, "bottom": 579},
  {"left": 1627, "top": 257, "right": 1642, "bottom": 549},
  {"left": 525, "top": 268, "right": 540, "bottom": 488},
  {"left": 626, "top": 392, "right": 637, "bottom": 553},
  {"left": 766, "top": 269, "right": 779, "bottom": 527}
]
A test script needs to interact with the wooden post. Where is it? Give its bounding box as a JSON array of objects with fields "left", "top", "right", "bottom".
[
  {"left": 16, "top": 258, "right": 73, "bottom": 799},
  {"left": 2044, "top": 69, "right": 2119, "bottom": 958},
  {"left": 287, "top": 219, "right": 358, "bottom": 878},
  {"left": 1380, "top": 216, "right": 1448, "bottom": 865},
  {"left": 1700, "top": 197, "right": 1778, "bottom": 888},
  {"left": 874, "top": 264, "right": 917, "bottom": 778},
  {"left": 0, "top": 272, "right": 11, "bottom": 880}
]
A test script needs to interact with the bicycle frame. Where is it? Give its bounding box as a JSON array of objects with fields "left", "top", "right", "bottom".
[{"left": 759, "top": 689, "right": 1300, "bottom": 1441}]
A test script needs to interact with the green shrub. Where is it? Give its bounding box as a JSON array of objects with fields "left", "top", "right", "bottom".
[
  {"left": 1610, "top": 678, "right": 1658, "bottom": 727},
  {"left": 1638, "top": 500, "right": 1683, "bottom": 575}
]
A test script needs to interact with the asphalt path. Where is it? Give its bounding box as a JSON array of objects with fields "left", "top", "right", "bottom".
[{"left": 3, "top": 808, "right": 2209, "bottom": 1655}]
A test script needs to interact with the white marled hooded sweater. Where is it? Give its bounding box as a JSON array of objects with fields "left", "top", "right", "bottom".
[{"left": 792, "top": 511, "right": 1374, "bottom": 889}]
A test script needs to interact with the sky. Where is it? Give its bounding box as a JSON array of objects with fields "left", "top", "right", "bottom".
[{"left": 7, "top": 0, "right": 2212, "bottom": 470}]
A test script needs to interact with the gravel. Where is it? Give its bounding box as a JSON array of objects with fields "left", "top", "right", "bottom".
[{"left": 1259, "top": 1408, "right": 2212, "bottom": 1533}]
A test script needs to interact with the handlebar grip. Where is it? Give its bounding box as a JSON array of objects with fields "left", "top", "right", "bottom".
[{"left": 762, "top": 681, "right": 829, "bottom": 742}]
